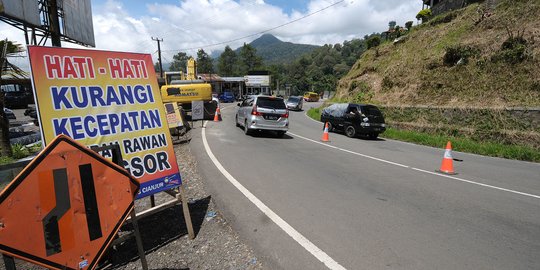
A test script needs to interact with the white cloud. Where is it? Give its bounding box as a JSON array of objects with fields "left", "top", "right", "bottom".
[{"left": 1, "top": 0, "right": 420, "bottom": 67}]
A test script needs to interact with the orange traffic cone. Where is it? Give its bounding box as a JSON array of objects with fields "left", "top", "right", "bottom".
[
  {"left": 214, "top": 106, "right": 222, "bottom": 122},
  {"left": 321, "top": 122, "right": 330, "bottom": 142},
  {"left": 437, "top": 141, "right": 457, "bottom": 175}
]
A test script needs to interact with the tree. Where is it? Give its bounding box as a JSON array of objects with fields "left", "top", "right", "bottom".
[
  {"left": 405, "top": 21, "right": 414, "bottom": 31},
  {"left": 154, "top": 62, "right": 160, "bottom": 72},
  {"left": 237, "top": 43, "right": 262, "bottom": 75},
  {"left": 217, "top": 46, "right": 237, "bottom": 76},
  {"left": 416, "top": 9, "right": 432, "bottom": 22},
  {"left": 196, "top": 49, "right": 214, "bottom": 74},
  {"left": 169, "top": 52, "right": 189, "bottom": 72},
  {"left": 366, "top": 36, "right": 381, "bottom": 49},
  {"left": 0, "top": 40, "right": 22, "bottom": 54}
]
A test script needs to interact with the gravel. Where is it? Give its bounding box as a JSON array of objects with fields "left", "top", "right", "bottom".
[{"left": 0, "top": 130, "right": 264, "bottom": 270}]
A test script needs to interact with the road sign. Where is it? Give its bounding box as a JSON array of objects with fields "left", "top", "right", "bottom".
[
  {"left": 0, "top": 134, "right": 139, "bottom": 270},
  {"left": 192, "top": 100, "right": 204, "bottom": 120}
]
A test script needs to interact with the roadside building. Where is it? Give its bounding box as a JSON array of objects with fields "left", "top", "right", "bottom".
[{"left": 221, "top": 77, "right": 245, "bottom": 100}]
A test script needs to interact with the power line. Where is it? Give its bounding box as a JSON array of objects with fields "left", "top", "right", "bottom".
[{"left": 161, "top": 0, "right": 345, "bottom": 53}]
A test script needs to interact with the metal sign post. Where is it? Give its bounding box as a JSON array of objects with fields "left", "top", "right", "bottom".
[{"left": 91, "top": 144, "right": 148, "bottom": 270}]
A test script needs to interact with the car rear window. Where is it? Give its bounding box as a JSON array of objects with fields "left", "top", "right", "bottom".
[
  {"left": 256, "top": 97, "right": 286, "bottom": 109},
  {"left": 360, "top": 105, "right": 382, "bottom": 116}
]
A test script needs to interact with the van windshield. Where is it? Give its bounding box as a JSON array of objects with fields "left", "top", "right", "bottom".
[{"left": 256, "top": 97, "right": 286, "bottom": 109}]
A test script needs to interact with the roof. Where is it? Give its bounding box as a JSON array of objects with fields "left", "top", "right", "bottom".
[
  {"left": 222, "top": 77, "right": 245, "bottom": 82},
  {"left": 198, "top": 74, "right": 225, "bottom": 82}
]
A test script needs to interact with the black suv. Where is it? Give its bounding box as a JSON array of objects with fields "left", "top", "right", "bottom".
[{"left": 320, "top": 103, "right": 386, "bottom": 139}]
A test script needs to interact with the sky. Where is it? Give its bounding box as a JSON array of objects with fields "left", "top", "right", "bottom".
[{"left": 1, "top": 0, "right": 420, "bottom": 68}]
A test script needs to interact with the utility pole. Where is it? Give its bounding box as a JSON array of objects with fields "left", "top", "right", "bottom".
[
  {"left": 48, "top": 0, "right": 62, "bottom": 47},
  {"left": 152, "top": 37, "right": 164, "bottom": 78}
]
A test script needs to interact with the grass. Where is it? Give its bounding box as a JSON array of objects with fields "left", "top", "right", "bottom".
[
  {"left": 0, "top": 142, "right": 43, "bottom": 166},
  {"left": 0, "top": 156, "right": 15, "bottom": 166},
  {"left": 383, "top": 128, "right": 540, "bottom": 162},
  {"left": 306, "top": 107, "right": 321, "bottom": 121},
  {"left": 307, "top": 107, "right": 540, "bottom": 162}
]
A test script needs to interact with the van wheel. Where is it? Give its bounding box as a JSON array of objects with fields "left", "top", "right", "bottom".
[
  {"left": 369, "top": 133, "right": 379, "bottom": 139},
  {"left": 235, "top": 115, "right": 240, "bottom": 127},
  {"left": 244, "top": 120, "right": 252, "bottom": 135},
  {"left": 276, "top": 131, "right": 286, "bottom": 137},
  {"left": 345, "top": 125, "right": 356, "bottom": 138}
]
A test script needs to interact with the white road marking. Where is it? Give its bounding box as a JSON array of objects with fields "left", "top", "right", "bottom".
[
  {"left": 288, "top": 132, "right": 540, "bottom": 200},
  {"left": 201, "top": 123, "right": 348, "bottom": 270}
]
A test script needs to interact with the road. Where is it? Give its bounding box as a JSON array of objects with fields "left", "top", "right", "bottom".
[{"left": 189, "top": 101, "right": 540, "bottom": 270}]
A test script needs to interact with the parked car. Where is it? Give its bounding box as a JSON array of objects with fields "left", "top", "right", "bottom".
[
  {"left": 24, "top": 107, "right": 37, "bottom": 119},
  {"left": 3, "top": 108, "right": 16, "bottom": 120},
  {"left": 1, "top": 84, "right": 28, "bottom": 109},
  {"left": 219, "top": 91, "right": 235, "bottom": 103},
  {"left": 286, "top": 96, "right": 304, "bottom": 111},
  {"left": 235, "top": 95, "right": 289, "bottom": 137},
  {"left": 320, "top": 103, "right": 386, "bottom": 139}
]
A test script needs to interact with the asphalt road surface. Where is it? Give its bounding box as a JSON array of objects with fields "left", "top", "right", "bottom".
[{"left": 190, "top": 101, "right": 540, "bottom": 270}]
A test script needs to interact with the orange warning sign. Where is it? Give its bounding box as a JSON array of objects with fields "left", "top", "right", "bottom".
[{"left": 0, "top": 135, "right": 139, "bottom": 270}]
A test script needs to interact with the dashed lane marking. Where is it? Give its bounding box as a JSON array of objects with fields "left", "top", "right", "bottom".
[{"left": 288, "top": 132, "right": 540, "bottom": 200}]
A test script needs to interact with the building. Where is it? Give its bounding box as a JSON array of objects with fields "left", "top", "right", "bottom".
[{"left": 422, "top": 0, "right": 486, "bottom": 16}]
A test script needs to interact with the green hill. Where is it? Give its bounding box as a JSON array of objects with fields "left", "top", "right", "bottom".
[
  {"left": 336, "top": 0, "right": 540, "bottom": 108},
  {"left": 245, "top": 34, "right": 319, "bottom": 65},
  {"left": 332, "top": 0, "right": 539, "bottom": 154}
]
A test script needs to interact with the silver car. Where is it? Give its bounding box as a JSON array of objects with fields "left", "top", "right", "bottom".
[
  {"left": 286, "top": 96, "right": 303, "bottom": 111},
  {"left": 235, "top": 95, "right": 289, "bottom": 137}
]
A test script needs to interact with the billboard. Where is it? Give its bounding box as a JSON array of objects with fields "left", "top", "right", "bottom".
[
  {"left": 245, "top": 75, "right": 270, "bottom": 87},
  {"left": 62, "top": 0, "right": 95, "bottom": 47},
  {"left": 28, "top": 46, "right": 181, "bottom": 199},
  {"left": 0, "top": 0, "right": 41, "bottom": 27}
]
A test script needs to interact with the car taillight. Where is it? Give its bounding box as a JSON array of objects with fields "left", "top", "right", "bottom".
[
  {"left": 281, "top": 111, "right": 289, "bottom": 118},
  {"left": 251, "top": 106, "right": 262, "bottom": 116}
]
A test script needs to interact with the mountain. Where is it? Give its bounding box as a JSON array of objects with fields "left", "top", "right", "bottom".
[{"left": 242, "top": 34, "right": 319, "bottom": 65}]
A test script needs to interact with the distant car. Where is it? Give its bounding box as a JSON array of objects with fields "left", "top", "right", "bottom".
[
  {"left": 219, "top": 92, "right": 235, "bottom": 103},
  {"left": 1, "top": 84, "right": 28, "bottom": 109},
  {"left": 3, "top": 108, "right": 16, "bottom": 120},
  {"left": 235, "top": 95, "right": 289, "bottom": 137},
  {"left": 24, "top": 107, "right": 37, "bottom": 119},
  {"left": 303, "top": 91, "right": 320, "bottom": 102},
  {"left": 320, "top": 103, "right": 386, "bottom": 139},
  {"left": 286, "top": 96, "right": 303, "bottom": 111}
]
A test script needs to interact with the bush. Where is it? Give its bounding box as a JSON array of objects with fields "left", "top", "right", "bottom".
[
  {"left": 405, "top": 21, "right": 414, "bottom": 30},
  {"left": 382, "top": 76, "right": 394, "bottom": 89},
  {"left": 443, "top": 45, "right": 479, "bottom": 66},
  {"left": 416, "top": 9, "right": 432, "bottom": 22},
  {"left": 366, "top": 36, "right": 381, "bottom": 49},
  {"left": 491, "top": 36, "right": 528, "bottom": 64},
  {"left": 11, "top": 144, "right": 29, "bottom": 159}
]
